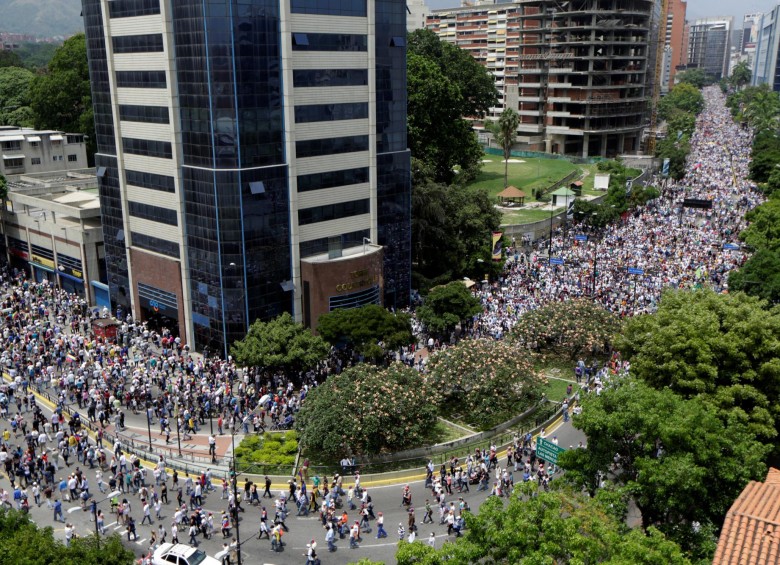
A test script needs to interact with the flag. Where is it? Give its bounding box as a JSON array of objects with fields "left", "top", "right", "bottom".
[
  {"left": 662, "top": 158, "right": 670, "bottom": 177},
  {"left": 492, "top": 232, "right": 503, "bottom": 261},
  {"left": 66, "top": 353, "right": 77, "bottom": 363}
]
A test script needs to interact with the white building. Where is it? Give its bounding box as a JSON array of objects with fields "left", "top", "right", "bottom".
[{"left": 0, "top": 126, "right": 88, "bottom": 176}]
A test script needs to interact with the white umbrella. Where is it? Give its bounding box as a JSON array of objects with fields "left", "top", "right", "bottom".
[{"left": 258, "top": 394, "right": 271, "bottom": 405}]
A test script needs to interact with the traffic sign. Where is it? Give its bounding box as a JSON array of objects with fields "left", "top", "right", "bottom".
[
  {"left": 536, "top": 437, "right": 566, "bottom": 465},
  {"left": 549, "top": 257, "right": 564, "bottom": 265},
  {"left": 627, "top": 267, "right": 644, "bottom": 275},
  {"left": 723, "top": 243, "right": 740, "bottom": 250},
  {"left": 574, "top": 234, "right": 588, "bottom": 241}
]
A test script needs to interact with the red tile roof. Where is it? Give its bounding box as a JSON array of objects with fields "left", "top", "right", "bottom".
[{"left": 714, "top": 468, "right": 780, "bottom": 564}]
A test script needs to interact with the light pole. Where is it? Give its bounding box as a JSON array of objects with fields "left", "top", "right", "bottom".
[
  {"left": 230, "top": 428, "right": 243, "bottom": 565},
  {"left": 175, "top": 405, "right": 182, "bottom": 457},
  {"left": 548, "top": 200, "right": 555, "bottom": 257},
  {"left": 69, "top": 490, "right": 121, "bottom": 549},
  {"left": 145, "top": 402, "right": 153, "bottom": 452}
]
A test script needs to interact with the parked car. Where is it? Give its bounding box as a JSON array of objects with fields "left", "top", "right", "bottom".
[{"left": 152, "top": 543, "right": 222, "bottom": 565}]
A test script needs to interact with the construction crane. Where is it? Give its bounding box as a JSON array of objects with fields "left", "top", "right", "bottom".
[{"left": 646, "top": 0, "right": 669, "bottom": 156}]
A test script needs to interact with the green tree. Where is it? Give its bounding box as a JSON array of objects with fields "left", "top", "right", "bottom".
[
  {"left": 486, "top": 107, "right": 520, "bottom": 188},
  {"left": 730, "top": 61, "right": 752, "bottom": 90},
  {"left": 230, "top": 312, "right": 329, "bottom": 377},
  {"left": 728, "top": 249, "right": 780, "bottom": 304},
  {"left": 658, "top": 83, "right": 705, "bottom": 120},
  {"left": 407, "top": 29, "right": 497, "bottom": 184},
  {"left": 29, "top": 34, "right": 95, "bottom": 162},
  {"left": 560, "top": 379, "right": 768, "bottom": 559},
  {"left": 510, "top": 299, "right": 622, "bottom": 360},
  {"left": 426, "top": 338, "right": 544, "bottom": 429},
  {"left": 656, "top": 135, "right": 691, "bottom": 180},
  {"left": 0, "top": 50, "right": 23, "bottom": 69},
  {"left": 0, "top": 173, "right": 7, "bottom": 202},
  {"left": 742, "top": 84, "right": 780, "bottom": 134},
  {"left": 296, "top": 363, "right": 439, "bottom": 460},
  {"left": 0, "top": 67, "right": 35, "bottom": 127},
  {"left": 0, "top": 508, "right": 135, "bottom": 565},
  {"left": 615, "top": 289, "right": 780, "bottom": 444},
  {"left": 739, "top": 196, "right": 780, "bottom": 251},
  {"left": 675, "top": 68, "right": 708, "bottom": 89},
  {"left": 392, "top": 485, "right": 690, "bottom": 565},
  {"left": 416, "top": 281, "right": 481, "bottom": 337},
  {"left": 316, "top": 304, "right": 413, "bottom": 362}
]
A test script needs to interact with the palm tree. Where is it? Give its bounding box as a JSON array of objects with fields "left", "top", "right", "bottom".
[
  {"left": 486, "top": 107, "right": 520, "bottom": 187},
  {"left": 744, "top": 85, "right": 780, "bottom": 134}
]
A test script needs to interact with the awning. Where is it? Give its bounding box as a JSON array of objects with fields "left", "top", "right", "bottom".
[
  {"left": 58, "top": 271, "right": 83, "bottom": 283},
  {"left": 31, "top": 262, "right": 54, "bottom": 273},
  {"left": 1, "top": 135, "right": 25, "bottom": 142},
  {"left": 49, "top": 135, "right": 64, "bottom": 141},
  {"left": 26, "top": 136, "right": 41, "bottom": 142},
  {"left": 2, "top": 154, "right": 25, "bottom": 159}
]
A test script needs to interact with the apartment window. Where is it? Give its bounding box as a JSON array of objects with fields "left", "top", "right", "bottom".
[
  {"left": 52, "top": 155, "right": 63, "bottom": 162},
  {"left": 125, "top": 169, "right": 175, "bottom": 192},
  {"left": 108, "top": 0, "right": 160, "bottom": 18},
  {"left": 292, "top": 69, "right": 368, "bottom": 87},
  {"left": 30, "top": 157, "right": 41, "bottom": 165},
  {"left": 66, "top": 134, "right": 84, "bottom": 144},
  {"left": 295, "top": 135, "right": 368, "bottom": 158},
  {"left": 128, "top": 201, "right": 178, "bottom": 226},
  {"left": 119, "top": 104, "right": 170, "bottom": 124},
  {"left": 67, "top": 154, "right": 78, "bottom": 163},
  {"left": 121, "top": 137, "right": 172, "bottom": 159},
  {"left": 112, "top": 33, "right": 164, "bottom": 54},
  {"left": 115, "top": 70, "right": 167, "bottom": 88},
  {"left": 297, "top": 167, "right": 369, "bottom": 192},
  {"left": 291, "top": 33, "right": 367, "bottom": 52},
  {"left": 3, "top": 158, "right": 24, "bottom": 169},
  {"left": 1, "top": 141, "right": 21, "bottom": 151},
  {"left": 298, "top": 198, "right": 370, "bottom": 225},
  {"left": 28, "top": 142, "right": 39, "bottom": 148},
  {"left": 294, "top": 102, "right": 368, "bottom": 123}
]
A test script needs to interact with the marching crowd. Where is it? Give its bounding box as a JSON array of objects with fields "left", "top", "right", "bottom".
[{"left": 472, "top": 87, "right": 761, "bottom": 339}]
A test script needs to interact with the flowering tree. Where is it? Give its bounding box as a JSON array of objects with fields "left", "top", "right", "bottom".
[
  {"left": 426, "top": 339, "right": 545, "bottom": 430},
  {"left": 510, "top": 299, "right": 622, "bottom": 360},
  {"left": 296, "top": 363, "right": 440, "bottom": 461}
]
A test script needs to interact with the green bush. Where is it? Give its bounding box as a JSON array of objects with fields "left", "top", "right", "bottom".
[{"left": 234, "top": 432, "right": 298, "bottom": 472}]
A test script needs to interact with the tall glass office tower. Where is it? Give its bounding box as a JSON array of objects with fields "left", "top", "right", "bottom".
[{"left": 82, "top": 0, "right": 411, "bottom": 355}]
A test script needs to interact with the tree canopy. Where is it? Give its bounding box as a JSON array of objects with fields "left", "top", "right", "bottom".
[
  {"left": 615, "top": 289, "right": 780, "bottom": 444},
  {"left": 749, "top": 130, "right": 780, "bottom": 184},
  {"left": 407, "top": 29, "right": 497, "bottom": 184},
  {"left": 392, "top": 485, "right": 690, "bottom": 565},
  {"left": 0, "top": 66, "right": 35, "bottom": 128},
  {"left": 316, "top": 304, "right": 413, "bottom": 362},
  {"left": 675, "top": 68, "right": 709, "bottom": 89},
  {"left": 560, "top": 378, "right": 768, "bottom": 559},
  {"left": 739, "top": 196, "right": 780, "bottom": 252},
  {"left": 486, "top": 107, "right": 520, "bottom": 188},
  {"left": 416, "top": 281, "right": 482, "bottom": 337},
  {"left": 29, "top": 34, "right": 95, "bottom": 161},
  {"left": 426, "top": 338, "right": 544, "bottom": 429},
  {"left": 659, "top": 83, "right": 705, "bottom": 121},
  {"left": 0, "top": 508, "right": 135, "bottom": 565},
  {"left": 729, "top": 61, "right": 752, "bottom": 90},
  {"left": 296, "top": 363, "right": 439, "bottom": 460},
  {"left": 510, "top": 299, "right": 622, "bottom": 360},
  {"left": 230, "top": 312, "right": 329, "bottom": 377},
  {"left": 728, "top": 248, "right": 780, "bottom": 303}
]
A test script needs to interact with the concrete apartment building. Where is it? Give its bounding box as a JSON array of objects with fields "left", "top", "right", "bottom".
[
  {"left": 0, "top": 127, "right": 88, "bottom": 176},
  {"left": 0, "top": 170, "right": 107, "bottom": 306},
  {"left": 660, "top": 0, "right": 687, "bottom": 93},
  {"left": 426, "top": 0, "right": 658, "bottom": 158},
  {"left": 686, "top": 17, "right": 733, "bottom": 80},
  {"left": 81, "top": 0, "right": 411, "bottom": 355},
  {"left": 751, "top": 7, "right": 780, "bottom": 91}
]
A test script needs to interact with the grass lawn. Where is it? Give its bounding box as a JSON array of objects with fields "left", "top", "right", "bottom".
[
  {"left": 429, "top": 418, "right": 473, "bottom": 444},
  {"left": 468, "top": 154, "right": 579, "bottom": 200}
]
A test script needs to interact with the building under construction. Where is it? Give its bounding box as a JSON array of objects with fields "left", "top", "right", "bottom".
[{"left": 427, "top": 0, "right": 660, "bottom": 158}]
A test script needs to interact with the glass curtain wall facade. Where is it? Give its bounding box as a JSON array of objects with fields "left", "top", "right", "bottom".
[{"left": 82, "top": 0, "right": 411, "bottom": 354}]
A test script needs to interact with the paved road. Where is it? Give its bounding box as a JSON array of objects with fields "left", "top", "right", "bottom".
[{"left": 1, "top": 390, "right": 585, "bottom": 565}]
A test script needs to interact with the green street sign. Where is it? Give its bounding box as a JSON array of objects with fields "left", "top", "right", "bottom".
[{"left": 536, "top": 437, "right": 566, "bottom": 464}]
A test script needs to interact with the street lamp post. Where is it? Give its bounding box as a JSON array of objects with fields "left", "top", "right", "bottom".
[
  {"left": 69, "top": 490, "right": 121, "bottom": 549},
  {"left": 145, "top": 402, "right": 153, "bottom": 452},
  {"left": 548, "top": 201, "right": 555, "bottom": 256},
  {"left": 230, "top": 429, "right": 243, "bottom": 565},
  {"left": 175, "top": 407, "right": 182, "bottom": 457}
]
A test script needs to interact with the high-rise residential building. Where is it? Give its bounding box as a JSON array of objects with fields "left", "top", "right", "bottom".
[
  {"left": 81, "top": 0, "right": 411, "bottom": 355},
  {"left": 661, "top": 0, "right": 687, "bottom": 93},
  {"left": 686, "top": 17, "right": 733, "bottom": 80},
  {"left": 752, "top": 8, "right": 780, "bottom": 90},
  {"left": 427, "top": 0, "right": 656, "bottom": 158},
  {"left": 407, "top": 0, "right": 430, "bottom": 31}
]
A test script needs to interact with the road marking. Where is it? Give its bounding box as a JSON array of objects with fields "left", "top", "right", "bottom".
[
  {"left": 106, "top": 521, "right": 117, "bottom": 527},
  {"left": 114, "top": 525, "right": 124, "bottom": 531},
  {"left": 135, "top": 538, "right": 147, "bottom": 544}
]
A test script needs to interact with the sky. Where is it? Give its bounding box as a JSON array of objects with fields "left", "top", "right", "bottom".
[{"left": 424, "top": 0, "right": 780, "bottom": 26}]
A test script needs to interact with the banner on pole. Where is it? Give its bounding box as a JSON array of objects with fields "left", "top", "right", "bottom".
[{"left": 492, "top": 232, "right": 503, "bottom": 261}]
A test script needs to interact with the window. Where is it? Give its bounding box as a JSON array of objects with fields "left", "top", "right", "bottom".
[
  {"left": 67, "top": 154, "right": 78, "bottom": 162},
  {"left": 291, "top": 33, "right": 367, "bottom": 52},
  {"left": 294, "top": 103, "right": 368, "bottom": 123},
  {"left": 298, "top": 199, "right": 370, "bottom": 225},
  {"left": 28, "top": 142, "right": 39, "bottom": 148},
  {"left": 30, "top": 157, "right": 41, "bottom": 165},
  {"left": 291, "top": 0, "right": 366, "bottom": 17},
  {"left": 131, "top": 232, "right": 179, "bottom": 258},
  {"left": 108, "top": 0, "right": 160, "bottom": 18},
  {"left": 125, "top": 169, "right": 175, "bottom": 192},
  {"left": 119, "top": 104, "right": 170, "bottom": 124},
  {"left": 391, "top": 36, "right": 406, "bottom": 47},
  {"left": 295, "top": 135, "right": 368, "bottom": 158},
  {"left": 299, "top": 228, "right": 369, "bottom": 257},
  {"left": 3, "top": 158, "right": 24, "bottom": 169},
  {"left": 122, "top": 137, "right": 172, "bottom": 159},
  {"left": 297, "top": 167, "right": 369, "bottom": 192},
  {"left": 112, "top": 34, "right": 164, "bottom": 54},
  {"left": 128, "top": 201, "right": 178, "bottom": 226},
  {"left": 1, "top": 141, "right": 21, "bottom": 151},
  {"left": 293, "top": 69, "right": 368, "bottom": 88},
  {"left": 52, "top": 155, "right": 63, "bottom": 162},
  {"left": 66, "top": 135, "right": 83, "bottom": 144},
  {"left": 115, "top": 70, "right": 167, "bottom": 88}
]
